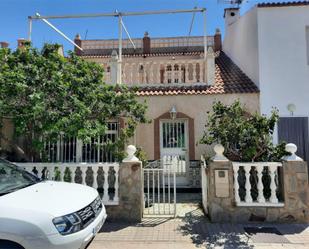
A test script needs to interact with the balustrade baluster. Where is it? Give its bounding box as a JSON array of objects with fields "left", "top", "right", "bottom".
[
  {"left": 102, "top": 166, "right": 109, "bottom": 203},
  {"left": 60, "top": 166, "right": 66, "bottom": 182},
  {"left": 269, "top": 165, "right": 279, "bottom": 203},
  {"left": 92, "top": 165, "right": 99, "bottom": 190},
  {"left": 114, "top": 165, "right": 119, "bottom": 203},
  {"left": 80, "top": 166, "right": 87, "bottom": 185},
  {"left": 244, "top": 165, "right": 253, "bottom": 203},
  {"left": 256, "top": 166, "right": 266, "bottom": 203},
  {"left": 232, "top": 164, "right": 241, "bottom": 203}
]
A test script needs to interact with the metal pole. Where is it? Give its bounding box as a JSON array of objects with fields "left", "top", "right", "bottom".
[
  {"left": 28, "top": 17, "right": 32, "bottom": 41},
  {"left": 188, "top": 7, "right": 197, "bottom": 37},
  {"left": 121, "top": 19, "right": 136, "bottom": 49},
  {"left": 203, "top": 10, "right": 207, "bottom": 60},
  {"left": 36, "top": 13, "right": 83, "bottom": 51},
  {"left": 29, "top": 8, "right": 206, "bottom": 20},
  {"left": 118, "top": 14, "right": 122, "bottom": 84},
  {"left": 203, "top": 9, "right": 208, "bottom": 84}
]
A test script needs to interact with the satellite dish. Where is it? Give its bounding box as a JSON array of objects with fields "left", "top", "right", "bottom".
[{"left": 287, "top": 103, "right": 296, "bottom": 115}]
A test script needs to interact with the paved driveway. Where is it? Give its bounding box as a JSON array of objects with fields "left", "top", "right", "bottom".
[{"left": 88, "top": 206, "right": 309, "bottom": 249}]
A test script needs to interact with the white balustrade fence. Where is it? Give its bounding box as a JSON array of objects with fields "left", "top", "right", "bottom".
[
  {"left": 17, "top": 163, "right": 119, "bottom": 205},
  {"left": 232, "top": 162, "right": 284, "bottom": 207}
]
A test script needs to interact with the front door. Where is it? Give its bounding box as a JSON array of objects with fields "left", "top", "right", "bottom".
[{"left": 160, "top": 119, "right": 189, "bottom": 186}]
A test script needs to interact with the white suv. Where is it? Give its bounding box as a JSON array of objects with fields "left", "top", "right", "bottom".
[{"left": 0, "top": 159, "right": 107, "bottom": 249}]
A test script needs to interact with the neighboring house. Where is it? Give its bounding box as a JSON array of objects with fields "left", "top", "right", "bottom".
[
  {"left": 75, "top": 30, "right": 259, "bottom": 187},
  {"left": 223, "top": 1, "right": 309, "bottom": 161}
]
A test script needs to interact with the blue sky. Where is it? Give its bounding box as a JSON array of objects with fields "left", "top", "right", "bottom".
[{"left": 0, "top": 0, "right": 291, "bottom": 51}]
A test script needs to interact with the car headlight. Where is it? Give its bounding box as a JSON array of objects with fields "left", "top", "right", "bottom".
[{"left": 52, "top": 213, "right": 82, "bottom": 235}]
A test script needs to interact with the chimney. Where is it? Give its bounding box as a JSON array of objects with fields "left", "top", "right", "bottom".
[
  {"left": 0, "top": 42, "right": 9, "bottom": 48},
  {"left": 206, "top": 47, "right": 215, "bottom": 85},
  {"left": 214, "top": 28, "right": 222, "bottom": 52},
  {"left": 224, "top": 8, "right": 240, "bottom": 29},
  {"left": 143, "top": 31, "right": 151, "bottom": 54},
  {"left": 74, "top": 34, "right": 82, "bottom": 55},
  {"left": 17, "top": 38, "right": 28, "bottom": 48}
]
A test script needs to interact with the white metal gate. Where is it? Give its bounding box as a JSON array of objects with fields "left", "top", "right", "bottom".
[{"left": 143, "top": 160, "right": 177, "bottom": 217}]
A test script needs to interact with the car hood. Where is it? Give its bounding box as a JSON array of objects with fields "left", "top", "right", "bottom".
[{"left": 0, "top": 181, "right": 99, "bottom": 217}]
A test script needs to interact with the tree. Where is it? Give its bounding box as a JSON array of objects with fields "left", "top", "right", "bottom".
[
  {"left": 200, "top": 100, "right": 289, "bottom": 162},
  {"left": 0, "top": 43, "right": 147, "bottom": 161}
]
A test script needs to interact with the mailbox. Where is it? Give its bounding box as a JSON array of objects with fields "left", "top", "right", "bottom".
[{"left": 214, "top": 169, "right": 229, "bottom": 198}]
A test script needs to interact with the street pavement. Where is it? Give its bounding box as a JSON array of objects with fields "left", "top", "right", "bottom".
[{"left": 88, "top": 194, "right": 309, "bottom": 249}]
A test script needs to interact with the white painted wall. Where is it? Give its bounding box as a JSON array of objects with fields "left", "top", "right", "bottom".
[
  {"left": 224, "top": 5, "right": 309, "bottom": 117},
  {"left": 223, "top": 7, "right": 260, "bottom": 86},
  {"left": 258, "top": 6, "right": 309, "bottom": 117}
]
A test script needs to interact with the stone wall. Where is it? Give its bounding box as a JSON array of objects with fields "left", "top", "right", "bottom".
[
  {"left": 106, "top": 161, "right": 143, "bottom": 222},
  {"left": 206, "top": 161, "right": 309, "bottom": 223}
]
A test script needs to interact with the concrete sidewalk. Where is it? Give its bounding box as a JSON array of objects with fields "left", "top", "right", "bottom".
[{"left": 88, "top": 208, "right": 309, "bottom": 249}]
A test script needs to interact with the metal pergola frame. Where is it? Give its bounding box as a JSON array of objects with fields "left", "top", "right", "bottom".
[{"left": 28, "top": 8, "right": 207, "bottom": 84}]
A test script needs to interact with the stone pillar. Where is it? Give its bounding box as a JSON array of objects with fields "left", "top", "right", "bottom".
[
  {"left": 143, "top": 31, "right": 151, "bottom": 54},
  {"left": 110, "top": 50, "right": 118, "bottom": 85},
  {"left": 206, "top": 47, "right": 215, "bottom": 85},
  {"left": 106, "top": 145, "right": 143, "bottom": 222},
  {"left": 0, "top": 41, "right": 9, "bottom": 48},
  {"left": 281, "top": 144, "right": 309, "bottom": 221},
  {"left": 214, "top": 28, "right": 222, "bottom": 52},
  {"left": 74, "top": 34, "right": 82, "bottom": 55},
  {"left": 17, "top": 38, "right": 28, "bottom": 49}
]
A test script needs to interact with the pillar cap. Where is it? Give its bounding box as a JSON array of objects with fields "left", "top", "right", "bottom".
[
  {"left": 282, "top": 143, "right": 303, "bottom": 161},
  {"left": 123, "top": 145, "right": 139, "bottom": 162},
  {"left": 212, "top": 144, "right": 229, "bottom": 162}
]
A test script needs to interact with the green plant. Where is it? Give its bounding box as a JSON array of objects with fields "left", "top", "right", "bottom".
[
  {"left": 135, "top": 147, "right": 148, "bottom": 167},
  {"left": 200, "top": 100, "right": 289, "bottom": 162},
  {"left": 0, "top": 43, "right": 148, "bottom": 161}
]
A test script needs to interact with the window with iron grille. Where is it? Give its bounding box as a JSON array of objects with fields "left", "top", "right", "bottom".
[{"left": 43, "top": 122, "right": 119, "bottom": 163}]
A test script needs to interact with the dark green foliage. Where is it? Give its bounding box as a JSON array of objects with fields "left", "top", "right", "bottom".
[
  {"left": 135, "top": 147, "right": 148, "bottom": 167},
  {"left": 200, "top": 100, "right": 289, "bottom": 162},
  {"left": 0, "top": 43, "right": 147, "bottom": 161}
]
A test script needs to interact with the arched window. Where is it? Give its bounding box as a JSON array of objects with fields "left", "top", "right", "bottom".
[
  {"left": 167, "top": 65, "right": 172, "bottom": 71},
  {"left": 174, "top": 64, "right": 179, "bottom": 71},
  {"left": 106, "top": 66, "right": 111, "bottom": 73}
]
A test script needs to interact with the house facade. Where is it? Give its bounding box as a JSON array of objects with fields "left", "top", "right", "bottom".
[
  {"left": 223, "top": 1, "right": 309, "bottom": 161},
  {"left": 75, "top": 31, "right": 260, "bottom": 187}
]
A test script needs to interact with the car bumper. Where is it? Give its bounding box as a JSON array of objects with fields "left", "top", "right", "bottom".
[{"left": 23, "top": 208, "right": 107, "bottom": 249}]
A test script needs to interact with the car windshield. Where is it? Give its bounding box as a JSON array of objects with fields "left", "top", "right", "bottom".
[{"left": 0, "top": 159, "right": 39, "bottom": 196}]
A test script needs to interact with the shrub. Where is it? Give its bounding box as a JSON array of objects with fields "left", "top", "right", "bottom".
[{"left": 200, "top": 100, "right": 289, "bottom": 162}]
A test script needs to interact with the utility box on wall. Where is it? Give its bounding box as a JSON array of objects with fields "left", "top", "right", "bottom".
[{"left": 214, "top": 169, "right": 229, "bottom": 197}]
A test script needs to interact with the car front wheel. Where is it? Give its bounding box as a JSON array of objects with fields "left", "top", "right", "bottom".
[{"left": 0, "top": 240, "right": 25, "bottom": 249}]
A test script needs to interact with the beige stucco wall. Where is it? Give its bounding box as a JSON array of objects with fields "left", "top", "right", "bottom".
[{"left": 134, "top": 93, "right": 260, "bottom": 161}]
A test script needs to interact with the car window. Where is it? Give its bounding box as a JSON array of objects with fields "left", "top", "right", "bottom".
[{"left": 0, "top": 159, "right": 38, "bottom": 195}]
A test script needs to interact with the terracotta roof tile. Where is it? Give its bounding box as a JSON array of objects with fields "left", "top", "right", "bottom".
[
  {"left": 257, "top": 1, "right": 309, "bottom": 7},
  {"left": 135, "top": 51, "right": 259, "bottom": 96}
]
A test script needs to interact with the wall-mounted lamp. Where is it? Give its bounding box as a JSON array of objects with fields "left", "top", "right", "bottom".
[
  {"left": 170, "top": 106, "right": 177, "bottom": 120},
  {"left": 287, "top": 103, "right": 296, "bottom": 116}
]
